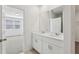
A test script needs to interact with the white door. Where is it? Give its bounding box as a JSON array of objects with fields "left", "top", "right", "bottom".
[{"left": 1, "top": 6, "right": 24, "bottom": 54}]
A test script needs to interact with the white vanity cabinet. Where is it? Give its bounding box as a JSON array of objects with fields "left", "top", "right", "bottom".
[
  {"left": 32, "top": 33, "right": 64, "bottom": 54},
  {"left": 32, "top": 34, "right": 42, "bottom": 53}
]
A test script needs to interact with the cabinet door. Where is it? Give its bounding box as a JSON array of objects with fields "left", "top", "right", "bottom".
[
  {"left": 43, "top": 41, "right": 63, "bottom": 54},
  {"left": 32, "top": 35, "right": 42, "bottom": 53}
]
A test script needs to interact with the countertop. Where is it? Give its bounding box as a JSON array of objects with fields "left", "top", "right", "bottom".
[{"left": 32, "top": 32, "right": 64, "bottom": 41}]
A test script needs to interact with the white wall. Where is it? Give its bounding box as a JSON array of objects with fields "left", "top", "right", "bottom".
[
  {"left": 24, "top": 6, "right": 40, "bottom": 51},
  {"left": 39, "top": 9, "right": 49, "bottom": 32},
  {"left": 63, "top": 6, "right": 75, "bottom": 53}
]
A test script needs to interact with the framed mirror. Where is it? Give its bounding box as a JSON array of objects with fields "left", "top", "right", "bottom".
[{"left": 48, "top": 6, "right": 63, "bottom": 34}]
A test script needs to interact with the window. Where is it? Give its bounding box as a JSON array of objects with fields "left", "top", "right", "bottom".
[
  {"left": 15, "top": 21, "right": 20, "bottom": 29},
  {"left": 6, "top": 19, "right": 14, "bottom": 29},
  {"left": 6, "top": 17, "right": 21, "bottom": 29}
]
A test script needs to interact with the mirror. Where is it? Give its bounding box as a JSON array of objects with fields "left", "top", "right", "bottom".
[{"left": 48, "top": 6, "right": 63, "bottom": 34}]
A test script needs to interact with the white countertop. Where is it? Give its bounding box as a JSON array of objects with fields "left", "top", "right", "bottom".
[{"left": 32, "top": 32, "right": 64, "bottom": 41}]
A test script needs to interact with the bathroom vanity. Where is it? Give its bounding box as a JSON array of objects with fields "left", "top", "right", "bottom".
[
  {"left": 32, "top": 32, "right": 64, "bottom": 54},
  {"left": 32, "top": 6, "right": 64, "bottom": 54}
]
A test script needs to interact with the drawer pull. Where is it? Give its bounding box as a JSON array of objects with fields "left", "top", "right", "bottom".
[{"left": 48, "top": 45, "right": 53, "bottom": 50}]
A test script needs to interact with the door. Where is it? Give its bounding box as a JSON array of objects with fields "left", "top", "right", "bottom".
[{"left": 1, "top": 6, "right": 24, "bottom": 54}]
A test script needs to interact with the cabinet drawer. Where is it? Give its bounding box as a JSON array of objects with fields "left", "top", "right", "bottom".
[{"left": 43, "top": 41, "right": 64, "bottom": 54}]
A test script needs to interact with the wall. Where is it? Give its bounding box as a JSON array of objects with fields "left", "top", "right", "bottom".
[
  {"left": 63, "top": 6, "right": 75, "bottom": 53},
  {"left": 24, "top": 6, "right": 40, "bottom": 51},
  {"left": 39, "top": 10, "right": 49, "bottom": 32}
]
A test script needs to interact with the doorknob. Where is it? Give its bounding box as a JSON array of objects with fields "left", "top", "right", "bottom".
[
  {"left": 0, "top": 39, "right": 7, "bottom": 42},
  {"left": 0, "top": 40, "right": 2, "bottom": 42}
]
